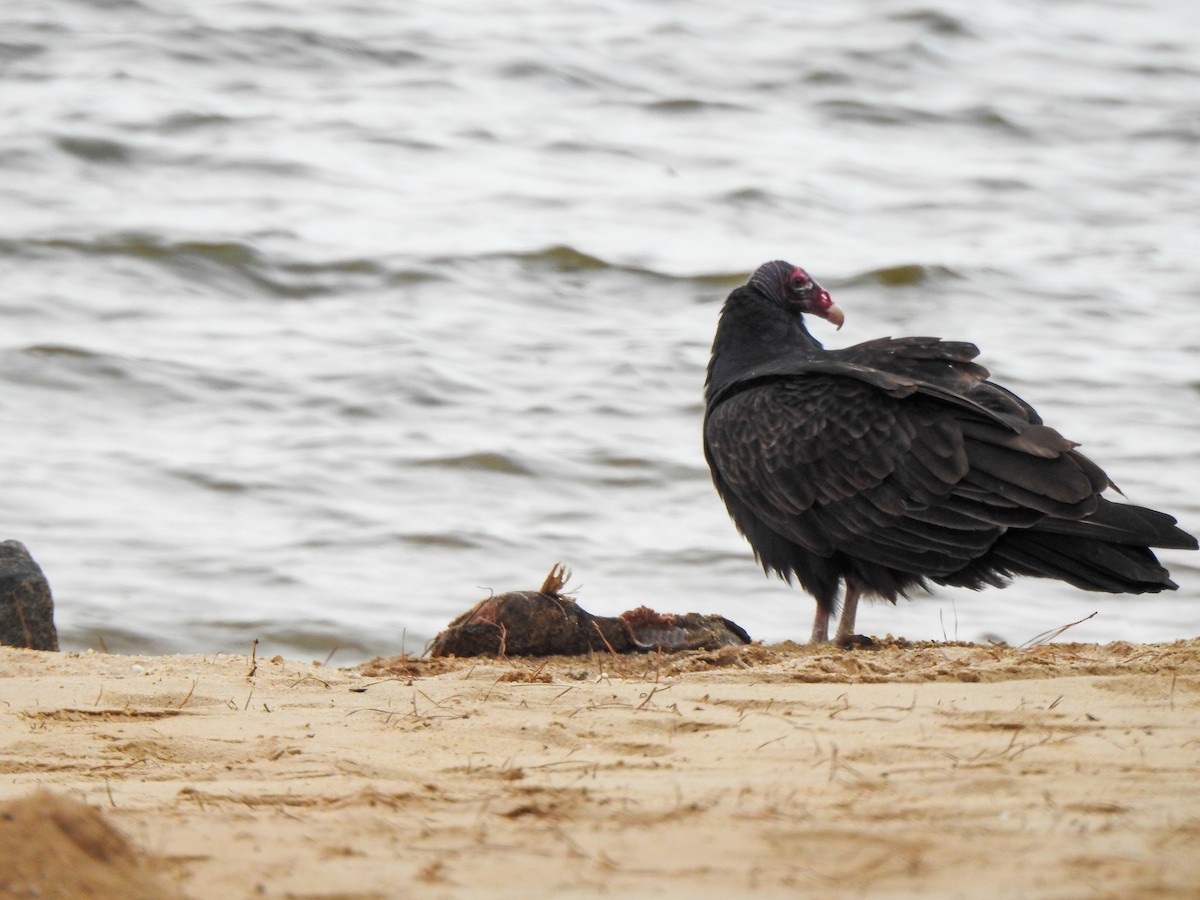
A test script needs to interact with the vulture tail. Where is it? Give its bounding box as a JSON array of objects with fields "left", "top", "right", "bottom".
[{"left": 992, "top": 500, "right": 1197, "bottom": 594}]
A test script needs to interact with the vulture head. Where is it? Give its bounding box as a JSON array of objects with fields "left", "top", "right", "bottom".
[{"left": 747, "top": 260, "right": 844, "bottom": 329}]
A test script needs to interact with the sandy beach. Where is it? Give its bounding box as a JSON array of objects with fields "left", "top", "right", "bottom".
[{"left": 2, "top": 639, "right": 1199, "bottom": 898}]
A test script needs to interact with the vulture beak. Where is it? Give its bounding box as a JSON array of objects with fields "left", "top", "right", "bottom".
[{"left": 808, "top": 289, "right": 844, "bottom": 330}]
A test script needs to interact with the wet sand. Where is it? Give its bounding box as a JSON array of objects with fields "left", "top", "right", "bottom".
[{"left": 1, "top": 639, "right": 1199, "bottom": 898}]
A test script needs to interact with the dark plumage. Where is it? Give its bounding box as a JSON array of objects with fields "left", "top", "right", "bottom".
[{"left": 703, "top": 260, "right": 1198, "bottom": 645}]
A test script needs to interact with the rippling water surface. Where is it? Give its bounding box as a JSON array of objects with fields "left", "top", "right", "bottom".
[{"left": 3, "top": 0, "right": 1198, "bottom": 661}]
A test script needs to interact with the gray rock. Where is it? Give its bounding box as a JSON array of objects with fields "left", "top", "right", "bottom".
[{"left": 0, "top": 541, "right": 59, "bottom": 651}]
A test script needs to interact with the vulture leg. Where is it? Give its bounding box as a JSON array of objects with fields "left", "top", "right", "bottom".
[
  {"left": 810, "top": 604, "right": 831, "bottom": 644},
  {"left": 835, "top": 581, "right": 860, "bottom": 642},
  {"left": 834, "top": 580, "right": 875, "bottom": 648}
]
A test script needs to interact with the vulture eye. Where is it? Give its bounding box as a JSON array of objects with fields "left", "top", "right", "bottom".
[{"left": 789, "top": 274, "right": 812, "bottom": 294}]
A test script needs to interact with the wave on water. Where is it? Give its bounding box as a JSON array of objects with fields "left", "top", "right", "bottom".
[
  {"left": 2, "top": 343, "right": 202, "bottom": 407},
  {"left": 885, "top": 9, "right": 975, "bottom": 36},
  {"left": 397, "top": 532, "right": 479, "bottom": 550},
  {"left": 413, "top": 452, "right": 535, "bottom": 477},
  {"left": 50, "top": 128, "right": 320, "bottom": 177},
  {"left": 641, "top": 98, "right": 750, "bottom": 114},
  {"left": 500, "top": 244, "right": 612, "bottom": 273},
  {"left": 0, "top": 41, "right": 43, "bottom": 66},
  {"left": 469, "top": 245, "right": 755, "bottom": 288},
  {"left": 840, "top": 264, "right": 966, "bottom": 287},
  {"left": 54, "top": 136, "right": 134, "bottom": 164},
  {"left": 138, "top": 20, "right": 430, "bottom": 71},
  {"left": 814, "top": 99, "right": 1032, "bottom": 136},
  {"left": 1, "top": 233, "right": 436, "bottom": 300}
]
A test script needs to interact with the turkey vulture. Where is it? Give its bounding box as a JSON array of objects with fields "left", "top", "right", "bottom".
[{"left": 703, "top": 260, "right": 1198, "bottom": 645}]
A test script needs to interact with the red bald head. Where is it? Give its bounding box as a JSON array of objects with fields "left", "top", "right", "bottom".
[{"left": 747, "top": 260, "right": 844, "bottom": 329}]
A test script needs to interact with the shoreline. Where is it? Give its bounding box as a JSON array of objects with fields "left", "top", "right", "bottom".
[{"left": 2, "top": 639, "right": 1199, "bottom": 898}]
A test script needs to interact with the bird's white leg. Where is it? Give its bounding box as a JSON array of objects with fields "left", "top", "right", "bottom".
[
  {"left": 835, "top": 581, "right": 861, "bottom": 643},
  {"left": 810, "top": 605, "right": 831, "bottom": 644}
]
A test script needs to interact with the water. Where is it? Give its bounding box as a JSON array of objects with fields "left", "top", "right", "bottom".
[{"left": 2, "top": 0, "right": 1198, "bottom": 662}]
